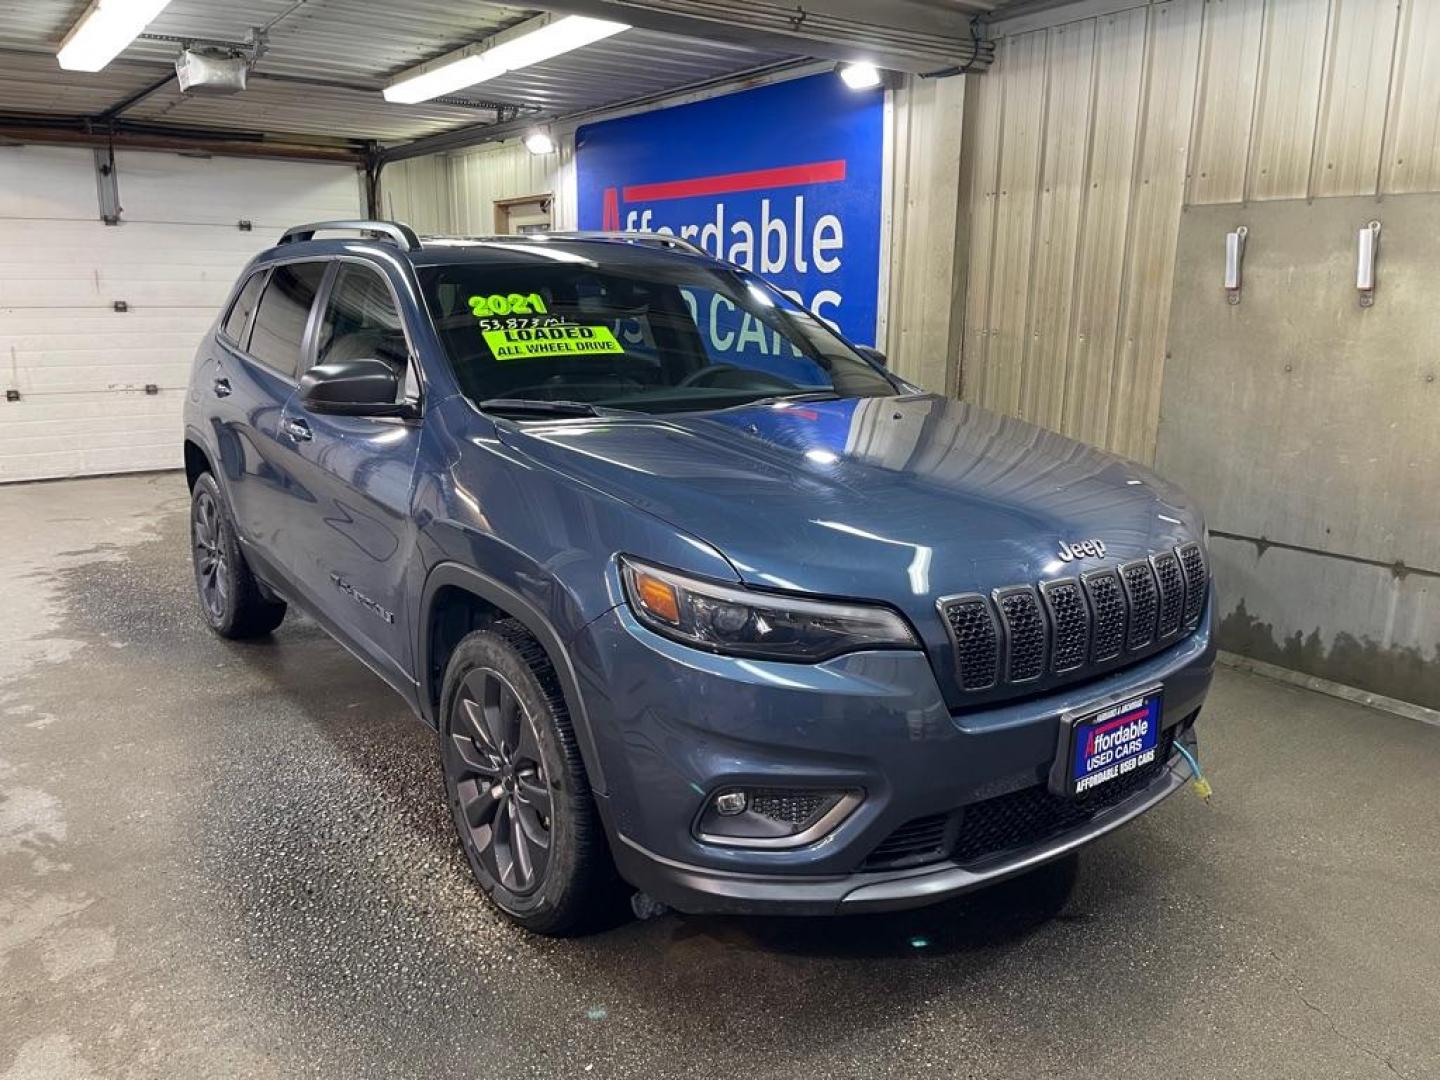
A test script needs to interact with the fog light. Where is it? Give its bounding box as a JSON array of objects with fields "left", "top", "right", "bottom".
[
  {"left": 696, "top": 786, "right": 863, "bottom": 849},
  {"left": 714, "top": 790, "right": 748, "bottom": 816}
]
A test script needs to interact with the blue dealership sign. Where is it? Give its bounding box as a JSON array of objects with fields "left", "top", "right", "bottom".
[{"left": 576, "top": 73, "right": 884, "bottom": 346}]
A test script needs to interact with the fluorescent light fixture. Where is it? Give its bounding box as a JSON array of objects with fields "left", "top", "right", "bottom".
[
  {"left": 523, "top": 129, "right": 556, "bottom": 155},
  {"left": 838, "top": 62, "right": 882, "bottom": 90},
  {"left": 57, "top": 0, "right": 173, "bottom": 72},
  {"left": 384, "top": 14, "right": 628, "bottom": 105},
  {"left": 383, "top": 56, "right": 499, "bottom": 105}
]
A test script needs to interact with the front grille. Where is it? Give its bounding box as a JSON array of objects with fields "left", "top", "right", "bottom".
[
  {"left": 952, "top": 728, "right": 1174, "bottom": 865},
  {"left": 861, "top": 812, "right": 950, "bottom": 870},
  {"left": 939, "top": 543, "right": 1207, "bottom": 698},
  {"left": 747, "top": 789, "right": 831, "bottom": 825},
  {"left": 863, "top": 729, "right": 1176, "bottom": 872}
]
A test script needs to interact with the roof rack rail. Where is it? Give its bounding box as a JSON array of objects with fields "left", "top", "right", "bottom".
[
  {"left": 278, "top": 220, "right": 421, "bottom": 251},
  {"left": 542, "top": 230, "right": 710, "bottom": 258}
]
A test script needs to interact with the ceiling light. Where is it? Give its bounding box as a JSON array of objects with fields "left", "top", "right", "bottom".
[
  {"left": 384, "top": 14, "right": 628, "bottom": 105},
  {"left": 57, "top": 0, "right": 173, "bottom": 72},
  {"left": 384, "top": 56, "right": 498, "bottom": 105},
  {"left": 838, "top": 62, "right": 882, "bottom": 90},
  {"left": 523, "top": 130, "right": 556, "bottom": 155}
]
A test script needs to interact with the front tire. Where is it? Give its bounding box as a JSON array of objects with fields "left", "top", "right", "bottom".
[
  {"left": 440, "top": 621, "right": 622, "bottom": 935},
  {"left": 189, "top": 472, "right": 286, "bottom": 639}
]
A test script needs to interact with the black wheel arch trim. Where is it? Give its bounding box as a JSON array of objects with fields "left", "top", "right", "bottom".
[{"left": 417, "top": 561, "right": 608, "bottom": 796}]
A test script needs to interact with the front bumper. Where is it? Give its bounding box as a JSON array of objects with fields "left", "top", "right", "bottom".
[
  {"left": 570, "top": 597, "right": 1215, "bottom": 915},
  {"left": 613, "top": 742, "right": 1195, "bottom": 915}
]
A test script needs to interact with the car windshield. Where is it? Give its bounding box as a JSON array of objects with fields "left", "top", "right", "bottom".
[{"left": 417, "top": 255, "right": 896, "bottom": 415}]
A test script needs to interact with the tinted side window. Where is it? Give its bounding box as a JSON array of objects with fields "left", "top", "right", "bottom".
[
  {"left": 316, "top": 265, "right": 408, "bottom": 377},
  {"left": 221, "top": 270, "right": 267, "bottom": 344},
  {"left": 248, "top": 262, "right": 327, "bottom": 378}
]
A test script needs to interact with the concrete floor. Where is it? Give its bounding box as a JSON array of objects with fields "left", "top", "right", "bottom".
[{"left": 1, "top": 474, "right": 1437, "bottom": 1080}]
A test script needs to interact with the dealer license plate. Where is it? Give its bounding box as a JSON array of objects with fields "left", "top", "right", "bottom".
[{"left": 1057, "top": 688, "right": 1163, "bottom": 798}]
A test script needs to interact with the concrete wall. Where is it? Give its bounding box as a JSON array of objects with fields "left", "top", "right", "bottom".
[{"left": 1158, "top": 194, "right": 1440, "bottom": 708}]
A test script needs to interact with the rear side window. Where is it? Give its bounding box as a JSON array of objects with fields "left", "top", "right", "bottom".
[
  {"left": 316, "top": 264, "right": 408, "bottom": 376},
  {"left": 221, "top": 270, "right": 267, "bottom": 344},
  {"left": 248, "top": 262, "right": 327, "bottom": 379}
]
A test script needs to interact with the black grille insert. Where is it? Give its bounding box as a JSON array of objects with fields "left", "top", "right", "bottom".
[
  {"left": 996, "top": 586, "right": 1047, "bottom": 683},
  {"left": 941, "top": 594, "right": 1000, "bottom": 691},
  {"left": 861, "top": 812, "right": 951, "bottom": 870},
  {"left": 747, "top": 790, "right": 832, "bottom": 826},
  {"left": 1041, "top": 579, "right": 1090, "bottom": 672},
  {"left": 1177, "top": 542, "right": 1207, "bottom": 625},
  {"left": 1151, "top": 551, "right": 1185, "bottom": 638},
  {"left": 1121, "top": 560, "right": 1158, "bottom": 651},
  {"left": 1083, "top": 569, "right": 1126, "bottom": 662},
  {"left": 863, "top": 730, "right": 1177, "bottom": 872},
  {"left": 952, "top": 728, "right": 1174, "bottom": 865}
]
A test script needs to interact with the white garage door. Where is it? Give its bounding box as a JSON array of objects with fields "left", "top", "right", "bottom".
[{"left": 0, "top": 146, "right": 362, "bottom": 483}]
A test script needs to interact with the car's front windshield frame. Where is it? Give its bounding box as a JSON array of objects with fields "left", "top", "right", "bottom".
[{"left": 416, "top": 255, "right": 897, "bottom": 417}]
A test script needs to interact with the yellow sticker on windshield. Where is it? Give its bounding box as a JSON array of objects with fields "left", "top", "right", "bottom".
[{"left": 483, "top": 324, "right": 625, "bottom": 361}]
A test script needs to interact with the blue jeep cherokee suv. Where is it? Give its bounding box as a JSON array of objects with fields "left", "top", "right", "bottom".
[{"left": 183, "top": 220, "right": 1215, "bottom": 935}]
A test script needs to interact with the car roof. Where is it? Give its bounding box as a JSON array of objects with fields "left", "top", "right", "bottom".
[
  {"left": 263, "top": 222, "right": 728, "bottom": 273},
  {"left": 406, "top": 236, "right": 724, "bottom": 271}
]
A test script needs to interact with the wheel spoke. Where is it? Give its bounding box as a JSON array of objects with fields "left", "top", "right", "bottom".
[
  {"left": 514, "top": 799, "right": 550, "bottom": 850},
  {"left": 509, "top": 800, "right": 534, "bottom": 885},
  {"left": 449, "top": 733, "right": 500, "bottom": 778},
  {"left": 514, "top": 715, "right": 543, "bottom": 769},
  {"left": 458, "top": 693, "right": 501, "bottom": 756}
]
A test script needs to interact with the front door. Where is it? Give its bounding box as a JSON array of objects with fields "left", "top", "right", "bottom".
[
  {"left": 276, "top": 261, "right": 424, "bottom": 691},
  {"left": 211, "top": 261, "right": 326, "bottom": 560}
]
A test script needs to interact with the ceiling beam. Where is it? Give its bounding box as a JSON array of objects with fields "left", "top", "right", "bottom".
[
  {"left": 523, "top": 1, "right": 994, "bottom": 75},
  {"left": 0, "top": 117, "right": 364, "bottom": 163}
]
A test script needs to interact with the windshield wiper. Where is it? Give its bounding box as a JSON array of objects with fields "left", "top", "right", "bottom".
[
  {"left": 737, "top": 391, "right": 846, "bottom": 408},
  {"left": 478, "top": 398, "right": 601, "bottom": 418}
]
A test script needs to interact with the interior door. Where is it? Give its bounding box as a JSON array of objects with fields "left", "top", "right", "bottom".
[{"left": 276, "top": 261, "right": 424, "bottom": 688}]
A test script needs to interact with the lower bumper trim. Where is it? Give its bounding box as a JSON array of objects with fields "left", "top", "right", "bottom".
[{"left": 612, "top": 758, "right": 1192, "bottom": 916}]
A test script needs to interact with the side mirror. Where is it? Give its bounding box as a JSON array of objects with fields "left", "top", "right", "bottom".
[
  {"left": 856, "top": 344, "right": 888, "bottom": 369},
  {"left": 298, "top": 357, "right": 408, "bottom": 417}
]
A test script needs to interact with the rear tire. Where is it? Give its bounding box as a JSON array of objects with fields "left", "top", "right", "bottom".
[
  {"left": 439, "top": 620, "right": 624, "bottom": 935},
  {"left": 189, "top": 472, "right": 287, "bottom": 639}
]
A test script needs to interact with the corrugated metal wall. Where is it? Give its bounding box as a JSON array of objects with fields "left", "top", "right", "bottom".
[
  {"left": 961, "top": 0, "right": 1440, "bottom": 464},
  {"left": 381, "top": 137, "right": 573, "bottom": 236}
]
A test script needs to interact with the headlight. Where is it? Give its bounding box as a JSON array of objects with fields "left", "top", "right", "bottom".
[{"left": 620, "top": 556, "right": 919, "bottom": 662}]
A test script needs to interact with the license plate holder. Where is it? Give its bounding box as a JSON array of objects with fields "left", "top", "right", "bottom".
[{"left": 1048, "top": 686, "right": 1164, "bottom": 798}]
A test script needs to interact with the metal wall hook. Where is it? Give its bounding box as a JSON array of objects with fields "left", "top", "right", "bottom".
[
  {"left": 1357, "top": 220, "right": 1381, "bottom": 308},
  {"left": 1225, "top": 226, "right": 1247, "bottom": 305}
]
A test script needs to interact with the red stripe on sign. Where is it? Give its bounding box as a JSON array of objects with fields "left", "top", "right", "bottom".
[{"left": 621, "top": 160, "right": 847, "bottom": 203}]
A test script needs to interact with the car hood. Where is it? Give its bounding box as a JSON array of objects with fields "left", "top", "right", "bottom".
[{"left": 494, "top": 394, "right": 1205, "bottom": 609}]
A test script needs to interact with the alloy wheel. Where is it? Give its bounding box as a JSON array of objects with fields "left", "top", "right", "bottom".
[
  {"left": 192, "top": 489, "right": 230, "bottom": 621},
  {"left": 447, "top": 666, "right": 553, "bottom": 895}
]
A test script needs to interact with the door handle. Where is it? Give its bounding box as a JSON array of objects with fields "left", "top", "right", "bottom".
[
  {"left": 283, "top": 417, "right": 313, "bottom": 442},
  {"left": 212, "top": 377, "right": 232, "bottom": 398}
]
